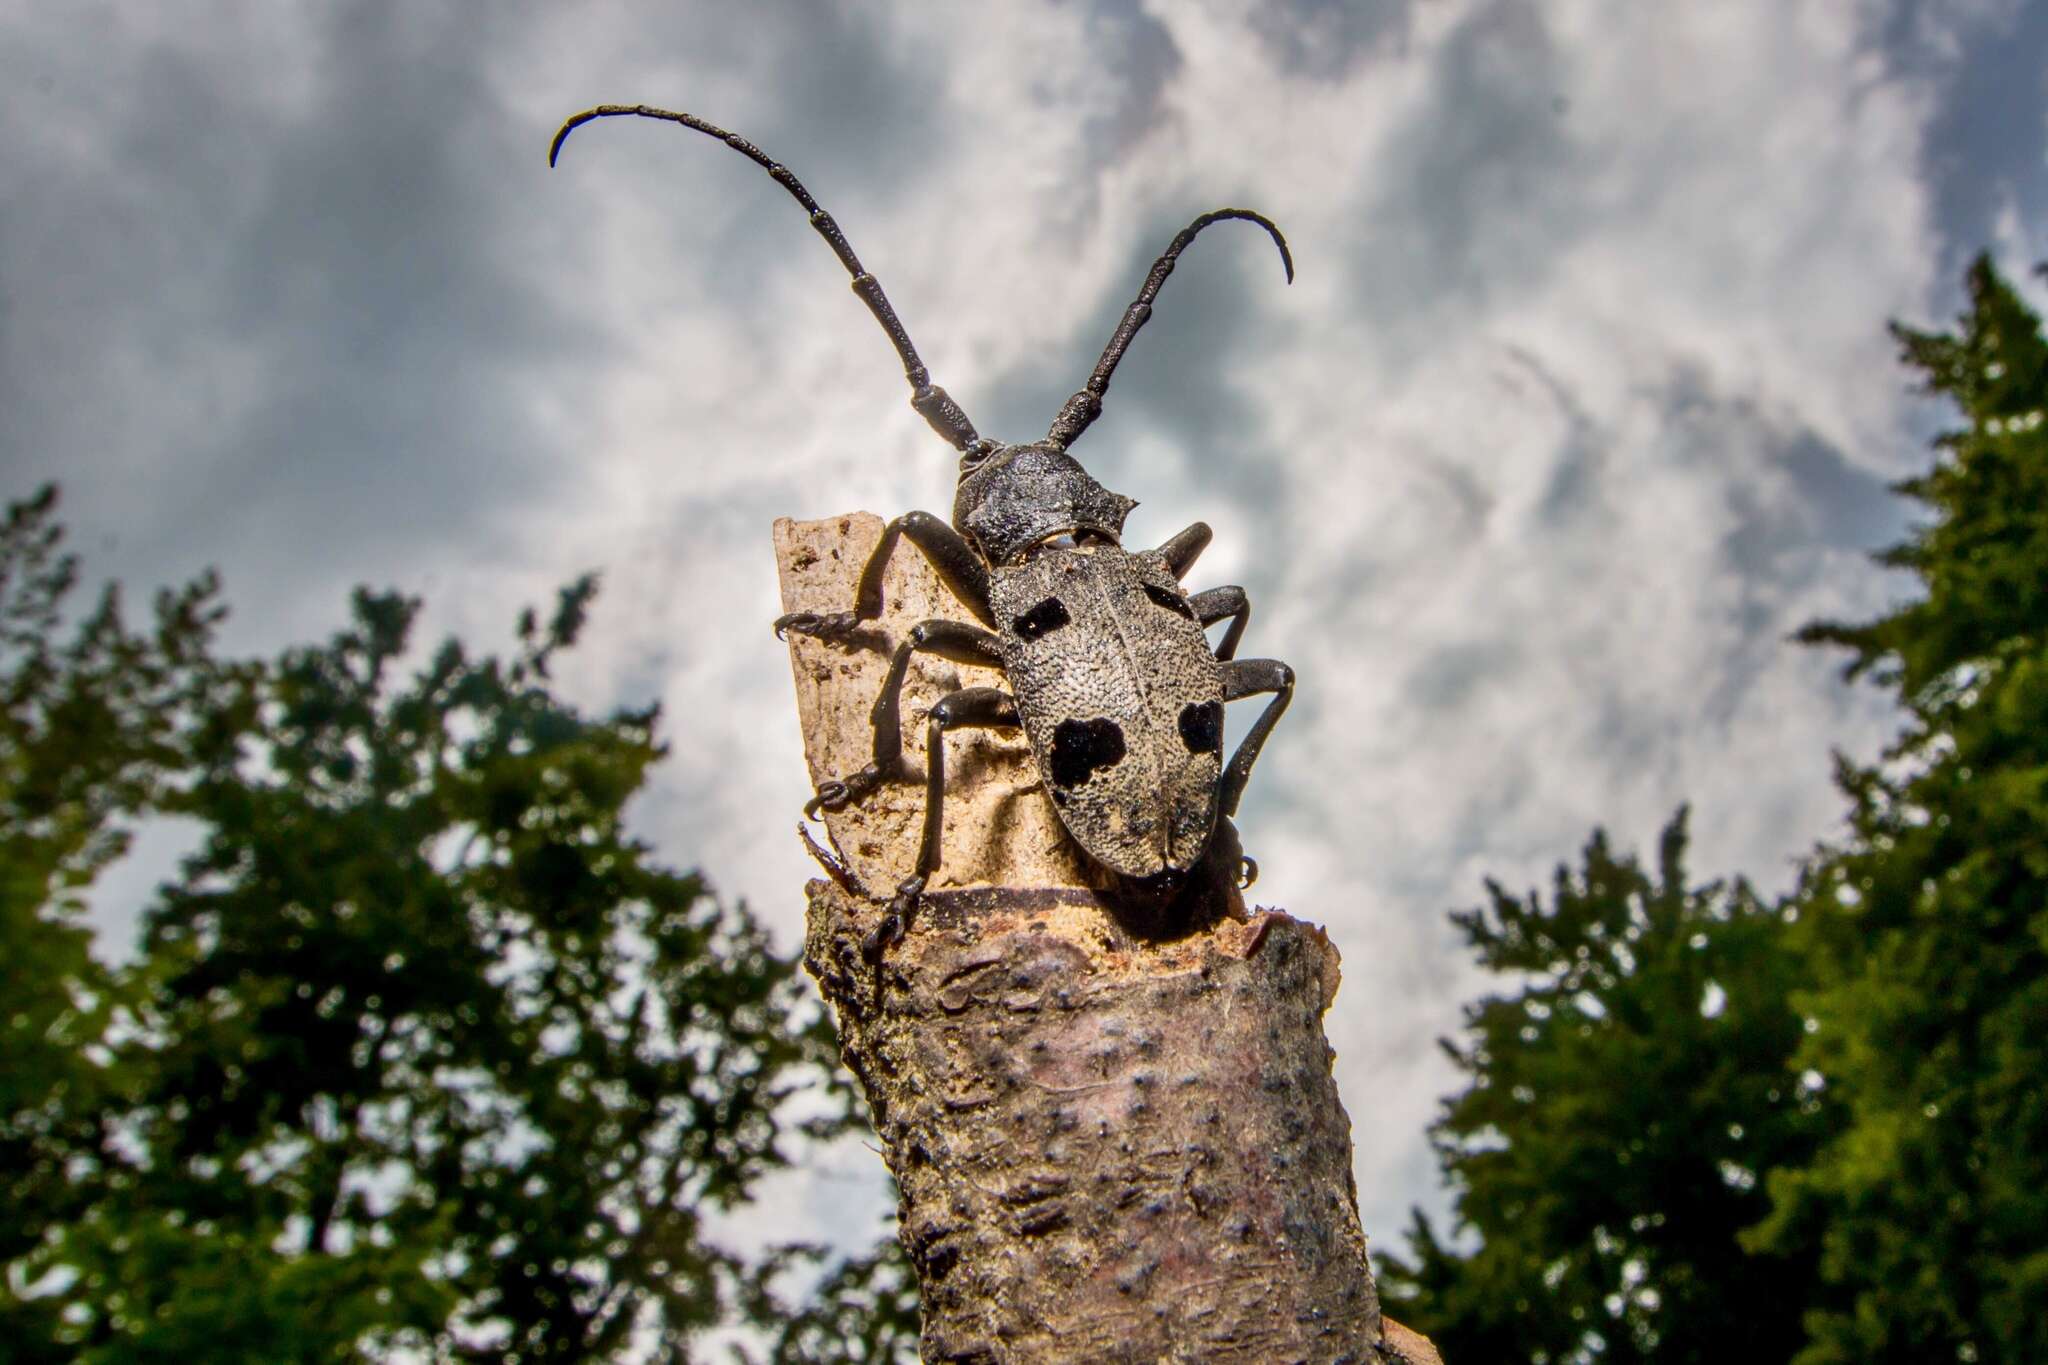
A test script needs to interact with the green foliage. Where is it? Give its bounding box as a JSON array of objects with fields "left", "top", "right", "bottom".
[
  {"left": 1380, "top": 813, "right": 1821, "bottom": 1363},
  {"left": 0, "top": 487, "right": 236, "bottom": 1358},
  {"left": 1752, "top": 259, "right": 2048, "bottom": 1365},
  {"left": 0, "top": 486, "right": 863, "bottom": 1361}
]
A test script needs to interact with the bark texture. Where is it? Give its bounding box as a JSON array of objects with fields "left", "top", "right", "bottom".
[{"left": 774, "top": 514, "right": 1442, "bottom": 1365}]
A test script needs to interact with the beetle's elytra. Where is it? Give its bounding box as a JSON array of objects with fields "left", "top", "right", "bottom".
[{"left": 553, "top": 104, "right": 1297, "bottom": 957}]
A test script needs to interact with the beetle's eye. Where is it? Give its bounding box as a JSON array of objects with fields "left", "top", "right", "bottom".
[{"left": 959, "top": 439, "right": 997, "bottom": 471}]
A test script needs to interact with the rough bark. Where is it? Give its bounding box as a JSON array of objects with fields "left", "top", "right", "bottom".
[{"left": 774, "top": 514, "right": 1442, "bottom": 1365}]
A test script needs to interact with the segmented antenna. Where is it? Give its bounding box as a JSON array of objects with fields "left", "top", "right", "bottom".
[
  {"left": 1047, "top": 209, "right": 1293, "bottom": 451},
  {"left": 550, "top": 105, "right": 983, "bottom": 453}
]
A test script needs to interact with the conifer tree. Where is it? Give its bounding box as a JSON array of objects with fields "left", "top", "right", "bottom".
[
  {"left": 1754, "top": 259, "right": 2048, "bottom": 1364},
  {"left": 1392, "top": 257, "right": 2048, "bottom": 1365}
]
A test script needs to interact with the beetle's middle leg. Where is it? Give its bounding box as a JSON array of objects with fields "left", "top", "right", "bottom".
[
  {"left": 865, "top": 685, "right": 1020, "bottom": 961},
  {"left": 775, "top": 511, "right": 994, "bottom": 640},
  {"left": 806, "top": 618, "right": 1004, "bottom": 816},
  {"left": 1190, "top": 585, "right": 1251, "bottom": 662},
  {"left": 1217, "top": 657, "right": 1294, "bottom": 817}
]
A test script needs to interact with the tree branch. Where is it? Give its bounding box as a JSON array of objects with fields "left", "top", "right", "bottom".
[{"left": 773, "top": 514, "right": 1441, "bottom": 1364}]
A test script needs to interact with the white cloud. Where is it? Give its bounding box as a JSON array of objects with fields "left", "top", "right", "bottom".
[
  {"left": 516, "top": 0, "right": 1949, "bottom": 1261},
  {"left": 7, "top": 0, "right": 1996, "bottom": 1308}
]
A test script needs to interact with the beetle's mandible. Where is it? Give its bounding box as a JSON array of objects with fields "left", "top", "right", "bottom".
[{"left": 552, "top": 104, "right": 1298, "bottom": 959}]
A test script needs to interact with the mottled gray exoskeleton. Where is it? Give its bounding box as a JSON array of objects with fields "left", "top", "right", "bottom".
[{"left": 552, "top": 105, "right": 1297, "bottom": 957}]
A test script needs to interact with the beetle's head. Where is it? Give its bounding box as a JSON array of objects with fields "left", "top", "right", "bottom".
[{"left": 952, "top": 441, "right": 1137, "bottom": 565}]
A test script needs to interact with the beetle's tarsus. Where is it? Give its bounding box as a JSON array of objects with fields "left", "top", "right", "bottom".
[
  {"left": 863, "top": 873, "right": 927, "bottom": 963},
  {"left": 775, "top": 609, "right": 863, "bottom": 642}
]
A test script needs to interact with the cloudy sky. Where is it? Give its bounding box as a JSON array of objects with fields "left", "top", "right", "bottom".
[{"left": 7, "top": 0, "right": 2046, "bottom": 1288}]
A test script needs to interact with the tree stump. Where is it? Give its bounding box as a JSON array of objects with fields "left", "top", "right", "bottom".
[{"left": 774, "top": 514, "right": 1442, "bottom": 1365}]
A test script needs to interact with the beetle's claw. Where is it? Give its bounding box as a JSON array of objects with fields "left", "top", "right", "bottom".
[
  {"left": 773, "top": 610, "right": 861, "bottom": 642},
  {"left": 804, "top": 763, "right": 884, "bottom": 819},
  {"left": 861, "top": 914, "right": 900, "bottom": 964}
]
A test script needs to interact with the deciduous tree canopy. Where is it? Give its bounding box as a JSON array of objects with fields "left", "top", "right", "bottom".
[
  {"left": 0, "top": 488, "right": 862, "bottom": 1361},
  {"left": 1380, "top": 814, "right": 1821, "bottom": 1363}
]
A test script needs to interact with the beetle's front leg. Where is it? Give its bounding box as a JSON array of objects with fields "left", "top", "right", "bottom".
[
  {"left": 774, "top": 511, "right": 994, "bottom": 640},
  {"left": 864, "top": 686, "right": 1020, "bottom": 962},
  {"left": 1217, "top": 657, "right": 1294, "bottom": 817},
  {"left": 806, "top": 618, "right": 1004, "bottom": 817},
  {"left": 1153, "top": 521, "right": 1213, "bottom": 579}
]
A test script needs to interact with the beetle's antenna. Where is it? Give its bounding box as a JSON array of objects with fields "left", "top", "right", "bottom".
[
  {"left": 551, "top": 104, "right": 985, "bottom": 454},
  {"left": 1047, "top": 209, "right": 1293, "bottom": 451}
]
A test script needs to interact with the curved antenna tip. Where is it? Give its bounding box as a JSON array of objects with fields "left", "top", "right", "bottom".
[
  {"left": 548, "top": 105, "right": 629, "bottom": 168},
  {"left": 1238, "top": 209, "right": 1294, "bottom": 284},
  {"left": 1198, "top": 208, "right": 1295, "bottom": 284},
  {"left": 1045, "top": 205, "right": 1295, "bottom": 450}
]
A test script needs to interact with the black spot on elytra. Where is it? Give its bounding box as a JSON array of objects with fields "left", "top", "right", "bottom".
[
  {"left": 1178, "top": 700, "right": 1223, "bottom": 754},
  {"left": 1050, "top": 717, "right": 1126, "bottom": 788},
  {"left": 1013, "top": 596, "right": 1071, "bottom": 640},
  {"left": 1143, "top": 582, "right": 1195, "bottom": 619}
]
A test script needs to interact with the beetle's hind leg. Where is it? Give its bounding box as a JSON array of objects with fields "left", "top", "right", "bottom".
[
  {"left": 775, "top": 511, "right": 994, "bottom": 640},
  {"left": 806, "top": 618, "right": 1004, "bottom": 816},
  {"left": 865, "top": 686, "right": 1020, "bottom": 961},
  {"left": 1217, "top": 657, "right": 1294, "bottom": 817}
]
